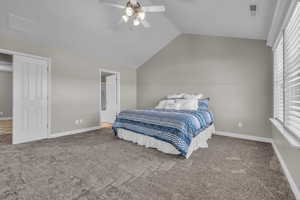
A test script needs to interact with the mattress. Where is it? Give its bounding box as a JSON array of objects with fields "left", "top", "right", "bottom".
[
  {"left": 116, "top": 124, "right": 215, "bottom": 159},
  {"left": 113, "top": 109, "right": 214, "bottom": 157}
]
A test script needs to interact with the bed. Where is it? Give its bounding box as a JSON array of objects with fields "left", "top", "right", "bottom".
[{"left": 112, "top": 97, "right": 215, "bottom": 158}]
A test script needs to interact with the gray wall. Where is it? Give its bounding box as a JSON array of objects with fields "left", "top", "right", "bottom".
[
  {"left": 0, "top": 71, "right": 12, "bottom": 118},
  {"left": 0, "top": 34, "right": 136, "bottom": 133},
  {"left": 272, "top": 126, "right": 300, "bottom": 191},
  {"left": 138, "top": 34, "right": 273, "bottom": 138}
]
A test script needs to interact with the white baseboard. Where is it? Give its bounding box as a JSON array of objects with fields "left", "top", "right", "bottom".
[
  {"left": 214, "top": 131, "right": 273, "bottom": 143},
  {"left": 49, "top": 126, "right": 101, "bottom": 138},
  {"left": 0, "top": 117, "right": 12, "bottom": 121},
  {"left": 272, "top": 142, "right": 300, "bottom": 200}
]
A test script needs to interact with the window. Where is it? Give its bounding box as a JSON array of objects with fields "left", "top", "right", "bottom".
[
  {"left": 273, "top": 3, "right": 300, "bottom": 139},
  {"left": 284, "top": 3, "right": 300, "bottom": 138},
  {"left": 273, "top": 35, "right": 284, "bottom": 122}
]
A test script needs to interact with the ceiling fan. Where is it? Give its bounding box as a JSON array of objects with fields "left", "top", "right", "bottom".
[{"left": 100, "top": 0, "right": 166, "bottom": 28}]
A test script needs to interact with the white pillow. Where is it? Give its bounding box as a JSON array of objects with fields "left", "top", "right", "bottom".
[
  {"left": 167, "top": 93, "right": 184, "bottom": 99},
  {"left": 155, "top": 100, "right": 175, "bottom": 109},
  {"left": 195, "top": 93, "right": 203, "bottom": 99},
  {"left": 165, "top": 101, "right": 180, "bottom": 110},
  {"left": 183, "top": 93, "right": 203, "bottom": 99},
  {"left": 176, "top": 99, "right": 198, "bottom": 110},
  {"left": 183, "top": 94, "right": 196, "bottom": 100}
]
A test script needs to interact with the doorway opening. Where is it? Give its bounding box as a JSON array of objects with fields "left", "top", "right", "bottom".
[
  {"left": 99, "top": 69, "right": 120, "bottom": 128},
  {"left": 0, "top": 53, "right": 13, "bottom": 144}
]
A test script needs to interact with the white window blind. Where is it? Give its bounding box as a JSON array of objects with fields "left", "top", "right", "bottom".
[
  {"left": 274, "top": 36, "right": 284, "bottom": 122},
  {"left": 284, "top": 3, "right": 300, "bottom": 139}
]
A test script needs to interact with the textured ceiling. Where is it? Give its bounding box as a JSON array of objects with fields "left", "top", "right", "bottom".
[{"left": 0, "top": 0, "right": 277, "bottom": 68}]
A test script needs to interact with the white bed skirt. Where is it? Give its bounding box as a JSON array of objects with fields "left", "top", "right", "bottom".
[{"left": 116, "top": 124, "right": 215, "bottom": 159}]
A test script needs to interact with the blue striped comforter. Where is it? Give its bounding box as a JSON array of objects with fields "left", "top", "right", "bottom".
[{"left": 112, "top": 109, "right": 214, "bottom": 157}]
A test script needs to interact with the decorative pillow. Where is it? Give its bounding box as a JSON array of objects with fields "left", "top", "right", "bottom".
[
  {"left": 164, "top": 101, "right": 180, "bottom": 110},
  {"left": 176, "top": 99, "right": 198, "bottom": 110},
  {"left": 155, "top": 100, "right": 175, "bottom": 109},
  {"left": 195, "top": 93, "right": 203, "bottom": 99},
  {"left": 183, "top": 93, "right": 203, "bottom": 100},
  {"left": 167, "top": 93, "right": 184, "bottom": 99},
  {"left": 183, "top": 94, "right": 196, "bottom": 100},
  {"left": 198, "top": 98, "right": 210, "bottom": 110}
]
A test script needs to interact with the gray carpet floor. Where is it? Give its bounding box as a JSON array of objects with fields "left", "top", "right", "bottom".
[{"left": 0, "top": 128, "right": 295, "bottom": 200}]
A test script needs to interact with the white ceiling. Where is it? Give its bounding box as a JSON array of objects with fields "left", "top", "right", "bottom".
[
  {"left": 161, "top": 0, "right": 277, "bottom": 40},
  {"left": 0, "top": 0, "right": 277, "bottom": 69},
  {"left": 0, "top": 0, "right": 180, "bottom": 69}
]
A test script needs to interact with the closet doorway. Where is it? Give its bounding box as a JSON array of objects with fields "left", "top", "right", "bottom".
[
  {"left": 0, "top": 53, "right": 13, "bottom": 144},
  {"left": 0, "top": 49, "right": 51, "bottom": 144},
  {"left": 99, "top": 69, "right": 120, "bottom": 128}
]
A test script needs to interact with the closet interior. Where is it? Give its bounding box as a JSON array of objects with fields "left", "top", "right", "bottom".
[{"left": 0, "top": 53, "right": 13, "bottom": 144}]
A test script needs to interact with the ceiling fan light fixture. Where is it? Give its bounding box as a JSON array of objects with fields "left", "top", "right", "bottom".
[
  {"left": 101, "top": 0, "right": 166, "bottom": 29},
  {"left": 138, "top": 11, "right": 146, "bottom": 20},
  {"left": 249, "top": 5, "right": 257, "bottom": 16},
  {"left": 122, "top": 15, "right": 129, "bottom": 22},
  {"left": 133, "top": 18, "right": 140, "bottom": 26},
  {"left": 125, "top": 7, "right": 134, "bottom": 16}
]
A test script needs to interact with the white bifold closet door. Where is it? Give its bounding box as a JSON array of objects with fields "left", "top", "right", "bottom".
[{"left": 13, "top": 55, "right": 48, "bottom": 144}]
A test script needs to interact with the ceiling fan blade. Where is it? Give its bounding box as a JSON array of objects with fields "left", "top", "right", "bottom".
[
  {"left": 100, "top": 1, "right": 125, "bottom": 9},
  {"left": 141, "top": 20, "right": 151, "bottom": 28},
  {"left": 142, "top": 6, "right": 166, "bottom": 12},
  {"left": 118, "top": 17, "right": 124, "bottom": 25}
]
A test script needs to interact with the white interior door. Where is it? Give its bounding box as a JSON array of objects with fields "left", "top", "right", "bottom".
[
  {"left": 13, "top": 55, "right": 48, "bottom": 144},
  {"left": 101, "top": 74, "right": 117, "bottom": 123}
]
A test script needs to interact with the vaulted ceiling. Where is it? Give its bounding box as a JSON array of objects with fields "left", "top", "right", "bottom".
[
  {"left": 0, "top": 0, "right": 277, "bottom": 69},
  {"left": 163, "top": 0, "right": 277, "bottom": 40}
]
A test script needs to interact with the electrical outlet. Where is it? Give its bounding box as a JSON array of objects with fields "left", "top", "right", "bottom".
[
  {"left": 238, "top": 122, "right": 243, "bottom": 128},
  {"left": 0, "top": 112, "right": 3, "bottom": 116},
  {"left": 75, "top": 120, "right": 80, "bottom": 125}
]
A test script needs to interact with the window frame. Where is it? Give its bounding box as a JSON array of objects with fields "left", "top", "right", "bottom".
[
  {"left": 272, "top": 1, "right": 300, "bottom": 148},
  {"left": 273, "top": 34, "right": 284, "bottom": 123}
]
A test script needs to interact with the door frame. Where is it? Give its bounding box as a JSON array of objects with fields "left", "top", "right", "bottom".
[
  {"left": 99, "top": 68, "right": 120, "bottom": 124},
  {"left": 0, "top": 48, "right": 52, "bottom": 142}
]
